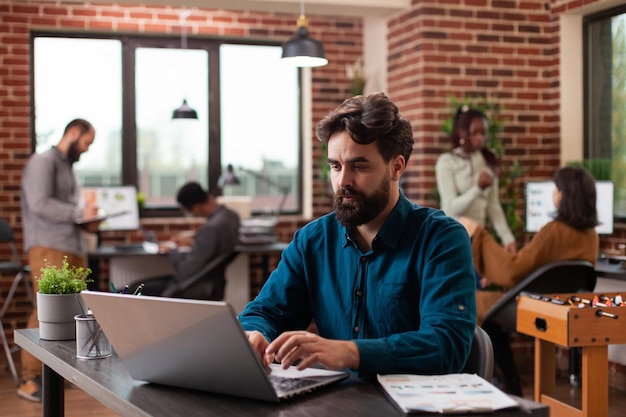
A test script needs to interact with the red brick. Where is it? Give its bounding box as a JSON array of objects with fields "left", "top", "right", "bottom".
[
  {"left": 42, "top": 7, "right": 68, "bottom": 16},
  {"left": 72, "top": 8, "right": 98, "bottom": 17},
  {"left": 102, "top": 10, "right": 125, "bottom": 18}
]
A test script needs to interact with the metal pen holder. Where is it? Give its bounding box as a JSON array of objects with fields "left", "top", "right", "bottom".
[{"left": 75, "top": 314, "right": 112, "bottom": 359}]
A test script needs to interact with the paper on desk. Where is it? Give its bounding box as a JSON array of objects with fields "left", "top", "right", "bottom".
[{"left": 377, "top": 373, "right": 519, "bottom": 414}]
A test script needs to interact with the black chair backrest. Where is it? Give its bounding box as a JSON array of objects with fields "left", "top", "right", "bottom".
[
  {"left": 462, "top": 325, "right": 494, "bottom": 380},
  {"left": 0, "top": 218, "right": 22, "bottom": 266},
  {"left": 161, "top": 250, "right": 239, "bottom": 299},
  {"left": 0, "top": 218, "right": 15, "bottom": 243},
  {"left": 481, "top": 260, "right": 596, "bottom": 332}
]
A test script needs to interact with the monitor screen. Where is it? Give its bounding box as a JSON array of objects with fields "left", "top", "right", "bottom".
[
  {"left": 82, "top": 186, "right": 140, "bottom": 231},
  {"left": 524, "top": 180, "right": 614, "bottom": 235}
]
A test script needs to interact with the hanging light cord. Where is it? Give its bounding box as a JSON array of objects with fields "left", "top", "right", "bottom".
[{"left": 180, "top": 9, "right": 191, "bottom": 50}]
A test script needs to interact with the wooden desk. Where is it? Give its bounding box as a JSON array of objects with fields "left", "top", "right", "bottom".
[
  {"left": 595, "top": 258, "right": 626, "bottom": 281},
  {"left": 15, "top": 328, "right": 547, "bottom": 417},
  {"left": 517, "top": 292, "right": 626, "bottom": 417}
]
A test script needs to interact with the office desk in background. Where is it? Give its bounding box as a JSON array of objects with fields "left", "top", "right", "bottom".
[
  {"left": 88, "top": 242, "right": 288, "bottom": 313},
  {"left": 15, "top": 328, "right": 548, "bottom": 417}
]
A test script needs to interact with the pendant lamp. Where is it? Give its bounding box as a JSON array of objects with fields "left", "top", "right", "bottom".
[
  {"left": 281, "top": 1, "right": 328, "bottom": 68},
  {"left": 172, "top": 10, "right": 198, "bottom": 120},
  {"left": 172, "top": 99, "right": 198, "bottom": 119}
]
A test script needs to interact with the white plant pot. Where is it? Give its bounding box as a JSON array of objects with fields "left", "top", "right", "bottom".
[{"left": 37, "top": 292, "right": 85, "bottom": 340}]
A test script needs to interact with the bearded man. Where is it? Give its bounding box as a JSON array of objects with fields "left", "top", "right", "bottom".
[
  {"left": 18, "top": 118, "right": 99, "bottom": 401},
  {"left": 239, "top": 93, "right": 476, "bottom": 377}
]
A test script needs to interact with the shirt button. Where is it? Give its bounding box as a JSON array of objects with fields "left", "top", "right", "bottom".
[
  {"left": 353, "top": 326, "right": 359, "bottom": 333},
  {"left": 356, "top": 290, "right": 362, "bottom": 297},
  {"left": 458, "top": 305, "right": 465, "bottom": 311}
]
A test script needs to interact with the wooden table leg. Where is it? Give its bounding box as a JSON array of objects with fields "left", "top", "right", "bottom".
[
  {"left": 534, "top": 338, "right": 555, "bottom": 403},
  {"left": 581, "top": 345, "right": 608, "bottom": 417}
]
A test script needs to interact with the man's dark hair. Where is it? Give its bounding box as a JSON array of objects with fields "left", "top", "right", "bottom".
[
  {"left": 63, "top": 119, "right": 93, "bottom": 136},
  {"left": 554, "top": 166, "right": 599, "bottom": 229},
  {"left": 176, "top": 182, "right": 209, "bottom": 211},
  {"left": 315, "top": 92, "right": 414, "bottom": 163}
]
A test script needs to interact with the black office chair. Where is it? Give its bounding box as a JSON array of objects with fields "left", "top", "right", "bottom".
[
  {"left": 462, "top": 325, "right": 494, "bottom": 380},
  {"left": 481, "top": 259, "right": 596, "bottom": 392},
  {"left": 482, "top": 260, "right": 596, "bottom": 330},
  {"left": 0, "top": 218, "right": 35, "bottom": 386},
  {"left": 128, "top": 250, "right": 239, "bottom": 301}
]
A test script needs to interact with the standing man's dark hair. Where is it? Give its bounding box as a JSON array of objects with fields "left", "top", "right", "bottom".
[{"left": 63, "top": 118, "right": 93, "bottom": 136}]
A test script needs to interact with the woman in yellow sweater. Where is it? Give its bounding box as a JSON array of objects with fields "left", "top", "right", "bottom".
[{"left": 461, "top": 166, "right": 599, "bottom": 395}]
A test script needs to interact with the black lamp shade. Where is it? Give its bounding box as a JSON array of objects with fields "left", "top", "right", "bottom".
[
  {"left": 172, "top": 99, "right": 198, "bottom": 119},
  {"left": 281, "top": 26, "right": 328, "bottom": 68}
]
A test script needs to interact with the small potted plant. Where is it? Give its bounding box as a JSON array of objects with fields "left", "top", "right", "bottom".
[{"left": 37, "top": 256, "right": 91, "bottom": 340}]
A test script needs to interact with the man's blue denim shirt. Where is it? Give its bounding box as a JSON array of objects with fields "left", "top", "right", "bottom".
[{"left": 239, "top": 192, "right": 476, "bottom": 377}]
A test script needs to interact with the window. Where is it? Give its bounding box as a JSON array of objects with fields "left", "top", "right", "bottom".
[
  {"left": 584, "top": 6, "right": 626, "bottom": 218},
  {"left": 135, "top": 47, "right": 209, "bottom": 205},
  {"left": 32, "top": 34, "right": 301, "bottom": 215},
  {"left": 33, "top": 37, "right": 123, "bottom": 185}
]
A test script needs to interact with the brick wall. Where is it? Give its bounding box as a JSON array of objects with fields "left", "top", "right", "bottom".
[{"left": 388, "top": 0, "right": 560, "bottom": 207}]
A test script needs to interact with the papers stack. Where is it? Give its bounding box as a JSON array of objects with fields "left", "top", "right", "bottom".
[{"left": 377, "top": 373, "right": 519, "bottom": 414}]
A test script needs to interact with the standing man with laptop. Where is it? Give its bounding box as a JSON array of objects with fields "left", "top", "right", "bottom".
[
  {"left": 239, "top": 93, "right": 476, "bottom": 376},
  {"left": 19, "top": 118, "right": 100, "bottom": 401}
]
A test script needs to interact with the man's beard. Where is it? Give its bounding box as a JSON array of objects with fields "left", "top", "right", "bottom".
[
  {"left": 67, "top": 139, "right": 81, "bottom": 164},
  {"left": 334, "top": 178, "right": 390, "bottom": 228}
]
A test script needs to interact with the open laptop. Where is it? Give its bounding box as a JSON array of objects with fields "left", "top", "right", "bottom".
[{"left": 80, "top": 291, "right": 349, "bottom": 401}]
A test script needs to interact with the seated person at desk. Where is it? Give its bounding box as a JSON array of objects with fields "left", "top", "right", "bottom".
[
  {"left": 239, "top": 92, "right": 477, "bottom": 377},
  {"left": 460, "top": 166, "right": 599, "bottom": 395},
  {"left": 133, "top": 182, "right": 240, "bottom": 300}
]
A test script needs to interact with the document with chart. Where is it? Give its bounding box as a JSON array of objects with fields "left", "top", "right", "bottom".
[{"left": 377, "top": 373, "right": 519, "bottom": 414}]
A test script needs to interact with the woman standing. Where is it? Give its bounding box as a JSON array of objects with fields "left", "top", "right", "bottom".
[{"left": 436, "top": 106, "right": 516, "bottom": 253}]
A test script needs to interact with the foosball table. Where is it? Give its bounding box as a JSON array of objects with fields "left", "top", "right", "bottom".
[{"left": 517, "top": 291, "right": 626, "bottom": 417}]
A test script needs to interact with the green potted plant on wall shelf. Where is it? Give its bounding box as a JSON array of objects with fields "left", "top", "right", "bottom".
[{"left": 37, "top": 256, "right": 91, "bottom": 340}]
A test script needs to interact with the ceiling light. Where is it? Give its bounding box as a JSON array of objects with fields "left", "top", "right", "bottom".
[{"left": 281, "top": 1, "right": 328, "bottom": 68}]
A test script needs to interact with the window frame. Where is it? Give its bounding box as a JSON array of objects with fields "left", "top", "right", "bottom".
[
  {"left": 583, "top": 4, "right": 626, "bottom": 222},
  {"left": 30, "top": 31, "right": 303, "bottom": 218}
]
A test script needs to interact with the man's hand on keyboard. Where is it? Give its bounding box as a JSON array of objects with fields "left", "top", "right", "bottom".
[{"left": 266, "top": 331, "right": 360, "bottom": 371}]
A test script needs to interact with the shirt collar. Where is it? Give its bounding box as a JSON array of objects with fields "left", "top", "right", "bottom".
[{"left": 51, "top": 146, "right": 70, "bottom": 163}]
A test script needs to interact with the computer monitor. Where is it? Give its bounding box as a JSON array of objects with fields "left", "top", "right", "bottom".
[
  {"left": 524, "top": 180, "right": 614, "bottom": 234},
  {"left": 82, "top": 186, "right": 140, "bottom": 231}
]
